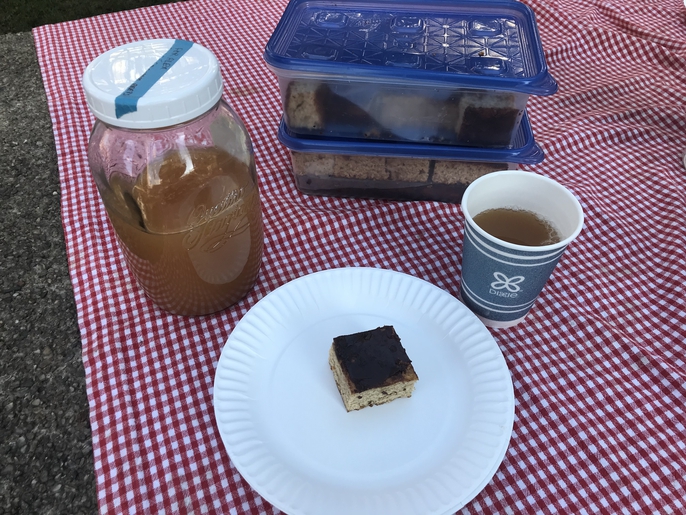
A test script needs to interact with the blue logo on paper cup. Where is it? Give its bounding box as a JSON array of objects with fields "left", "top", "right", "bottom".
[
  {"left": 490, "top": 272, "right": 525, "bottom": 292},
  {"left": 459, "top": 222, "right": 568, "bottom": 323}
]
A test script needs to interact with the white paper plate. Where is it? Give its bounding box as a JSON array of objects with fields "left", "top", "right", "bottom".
[{"left": 213, "top": 267, "right": 514, "bottom": 515}]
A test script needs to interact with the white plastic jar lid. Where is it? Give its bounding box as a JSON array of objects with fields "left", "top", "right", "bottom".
[{"left": 82, "top": 39, "right": 223, "bottom": 129}]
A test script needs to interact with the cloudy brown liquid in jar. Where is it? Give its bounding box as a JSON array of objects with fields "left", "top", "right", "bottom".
[
  {"left": 101, "top": 147, "right": 263, "bottom": 316},
  {"left": 472, "top": 208, "right": 561, "bottom": 247}
]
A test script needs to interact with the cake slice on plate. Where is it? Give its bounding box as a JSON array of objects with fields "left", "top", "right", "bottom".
[{"left": 329, "top": 325, "right": 418, "bottom": 412}]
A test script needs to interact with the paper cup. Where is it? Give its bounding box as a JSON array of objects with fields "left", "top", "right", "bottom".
[{"left": 459, "top": 170, "right": 584, "bottom": 328}]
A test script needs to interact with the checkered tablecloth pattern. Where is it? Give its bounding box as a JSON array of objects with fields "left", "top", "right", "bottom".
[{"left": 33, "top": 0, "right": 686, "bottom": 512}]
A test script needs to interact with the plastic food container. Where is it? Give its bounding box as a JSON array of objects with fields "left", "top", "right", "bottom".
[
  {"left": 83, "top": 39, "right": 264, "bottom": 316},
  {"left": 278, "top": 113, "right": 543, "bottom": 203},
  {"left": 264, "top": 0, "right": 557, "bottom": 148}
]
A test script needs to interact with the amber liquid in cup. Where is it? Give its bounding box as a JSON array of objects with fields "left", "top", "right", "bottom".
[
  {"left": 472, "top": 208, "right": 561, "bottom": 247},
  {"left": 101, "top": 147, "right": 263, "bottom": 316}
]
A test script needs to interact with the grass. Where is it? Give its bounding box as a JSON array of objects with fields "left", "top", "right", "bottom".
[{"left": 1, "top": 0, "right": 179, "bottom": 35}]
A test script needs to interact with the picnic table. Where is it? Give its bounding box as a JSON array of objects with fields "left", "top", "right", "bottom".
[{"left": 27, "top": 0, "right": 686, "bottom": 512}]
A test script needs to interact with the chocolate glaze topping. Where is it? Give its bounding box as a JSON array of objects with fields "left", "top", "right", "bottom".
[{"left": 332, "top": 326, "right": 413, "bottom": 392}]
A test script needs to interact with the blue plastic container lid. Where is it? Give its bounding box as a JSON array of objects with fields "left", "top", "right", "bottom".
[
  {"left": 265, "top": 0, "right": 557, "bottom": 96},
  {"left": 278, "top": 112, "right": 544, "bottom": 164}
]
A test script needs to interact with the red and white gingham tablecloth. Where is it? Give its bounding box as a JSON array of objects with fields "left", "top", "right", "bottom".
[{"left": 32, "top": 0, "right": 686, "bottom": 512}]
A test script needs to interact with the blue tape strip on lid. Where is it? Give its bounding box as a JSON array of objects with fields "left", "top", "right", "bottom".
[{"left": 115, "top": 39, "right": 194, "bottom": 119}]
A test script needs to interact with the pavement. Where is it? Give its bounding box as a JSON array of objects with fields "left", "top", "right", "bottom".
[{"left": 0, "top": 32, "right": 97, "bottom": 514}]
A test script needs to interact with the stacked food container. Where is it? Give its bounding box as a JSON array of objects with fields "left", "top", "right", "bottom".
[{"left": 264, "top": 0, "right": 557, "bottom": 203}]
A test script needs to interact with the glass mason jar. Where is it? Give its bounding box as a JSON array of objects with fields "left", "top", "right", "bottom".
[{"left": 82, "top": 39, "right": 263, "bottom": 316}]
